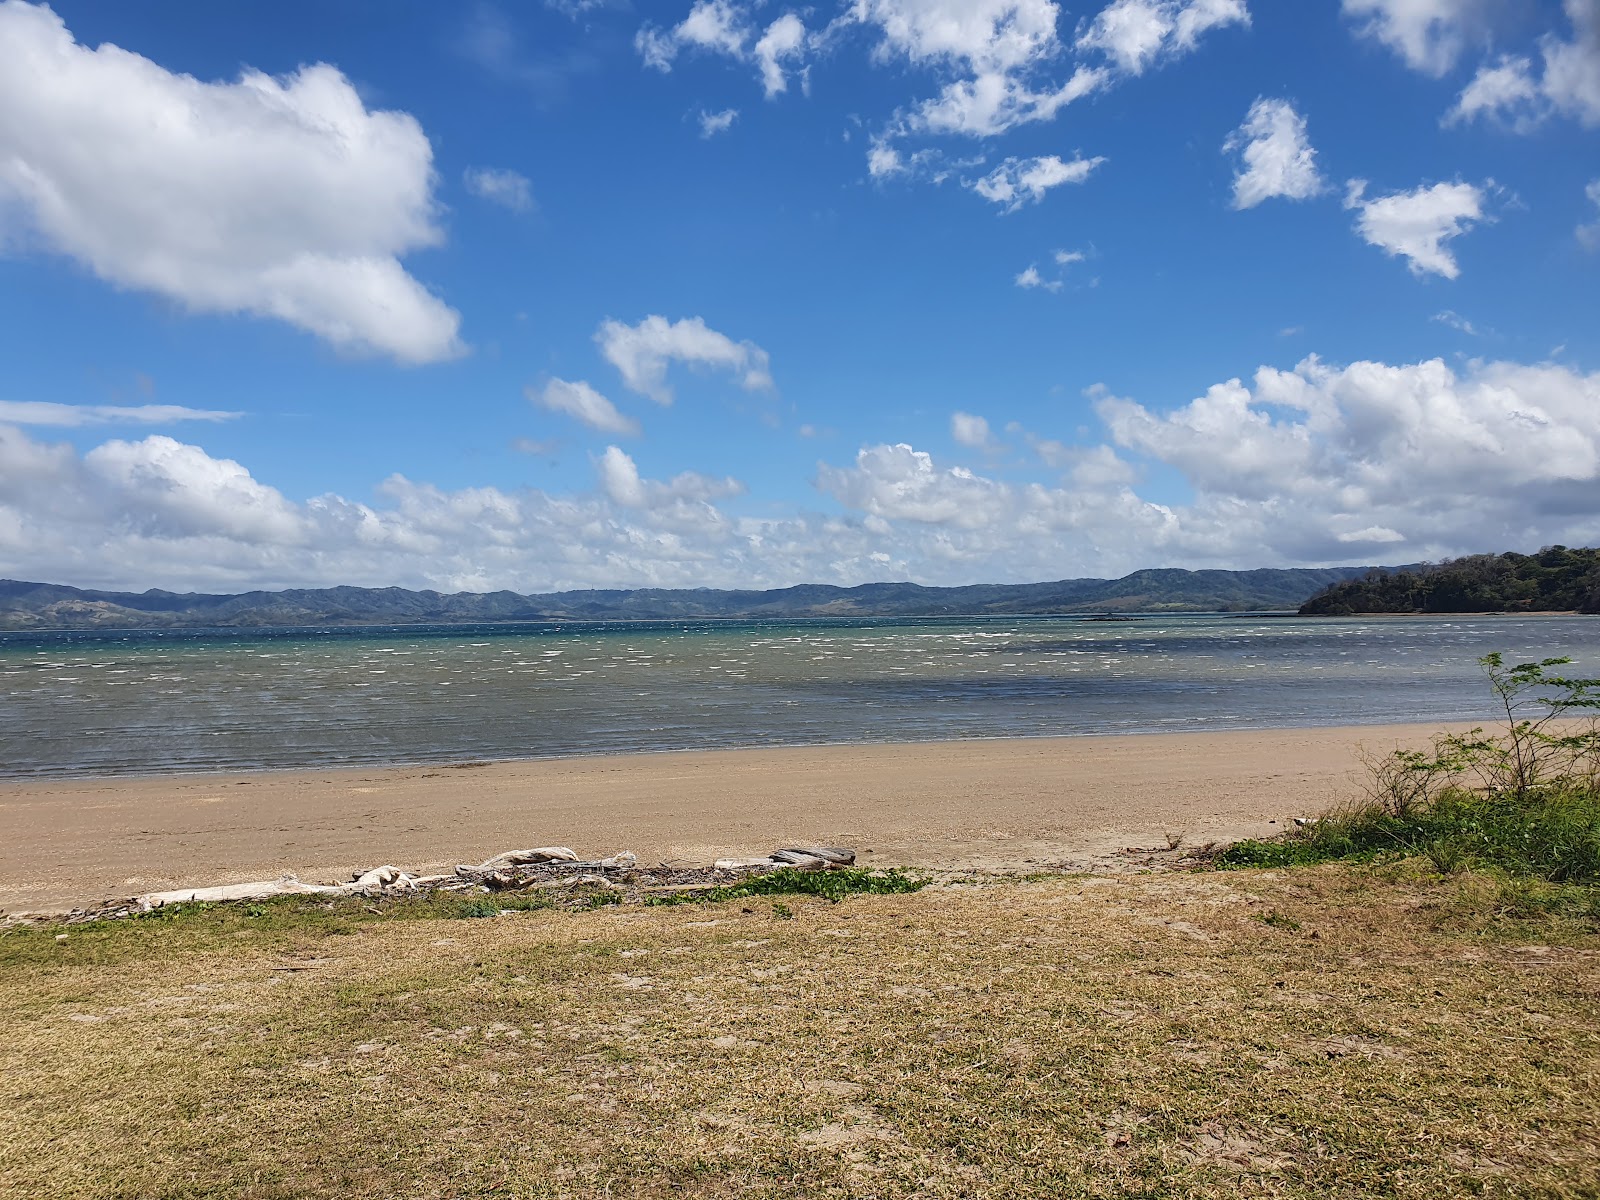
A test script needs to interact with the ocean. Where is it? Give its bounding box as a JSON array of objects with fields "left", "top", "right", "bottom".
[{"left": 3, "top": 612, "right": 1598, "bottom": 779}]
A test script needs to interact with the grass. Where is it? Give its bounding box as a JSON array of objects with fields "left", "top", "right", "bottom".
[
  {"left": 3, "top": 864, "right": 1598, "bottom": 1198},
  {"left": 1215, "top": 784, "right": 1600, "bottom": 912},
  {"left": 643, "top": 866, "right": 927, "bottom": 906},
  {"left": 1216, "top": 784, "right": 1600, "bottom": 881}
]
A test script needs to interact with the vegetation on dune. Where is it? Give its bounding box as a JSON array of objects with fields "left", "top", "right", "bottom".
[
  {"left": 1219, "top": 652, "right": 1600, "bottom": 917},
  {"left": 1299, "top": 544, "right": 1600, "bottom": 615}
]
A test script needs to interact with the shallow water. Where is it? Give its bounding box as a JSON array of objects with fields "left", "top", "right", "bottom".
[{"left": 2, "top": 613, "right": 1598, "bottom": 779}]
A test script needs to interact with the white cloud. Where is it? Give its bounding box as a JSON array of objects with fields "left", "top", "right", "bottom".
[
  {"left": 529, "top": 379, "right": 640, "bottom": 436},
  {"left": 1580, "top": 179, "right": 1600, "bottom": 250},
  {"left": 755, "top": 13, "right": 809, "bottom": 97},
  {"left": 1447, "top": 2, "right": 1600, "bottom": 129},
  {"left": 817, "top": 443, "right": 1013, "bottom": 529},
  {"left": 1075, "top": 0, "right": 1251, "bottom": 77},
  {"left": 970, "top": 154, "right": 1105, "bottom": 211},
  {"left": 1014, "top": 264, "right": 1060, "bottom": 291},
  {"left": 1224, "top": 98, "right": 1324, "bottom": 209},
  {"left": 638, "top": 2, "right": 813, "bottom": 97},
  {"left": 1542, "top": 0, "right": 1600, "bottom": 125},
  {"left": 951, "top": 412, "right": 994, "bottom": 447},
  {"left": 85, "top": 435, "right": 306, "bottom": 544},
  {"left": 0, "top": 1, "right": 462, "bottom": 365},
  {"left": 1344, "top": 179, "right": 1487, "bottom": 279},
  {"left": 596, "top": 315, "right": 773, "bottom": 404},
  {"left": 639, "top": 0, "right": 747, "bottom": 68},
  {"left": 840, "top": 0, "right": 1113, "bottom": 142},
  {"left": 867, "top": 141, "right": 905, "bottom": 177},
  {"left": 1341, "top": 0, "right": 1490, "bottom": 76},
  {"left": 1054, "top": 249, "right": 1087, "bottom": 265},
  {"left": 596, "top": 445, "right": 744, "bottom": 508},
  {"left": 1446, "top": 54, "right": 1544, "bottom": 127},
  {"left": 463, "top": 166, "right": 535, "bottom": 212},
  {"left": 0, "top": 400, "right": 240, "bottom": 427},
  {"left": 699, "top": 107, "right": 740, "bottom": 137},
  {"left": 6, "top": 356, "right": 1600, "bottom": 591}
]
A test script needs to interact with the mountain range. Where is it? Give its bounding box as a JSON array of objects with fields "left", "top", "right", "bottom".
[{"left": 0, "top": 566, "right": 1380, "bottom": 630}]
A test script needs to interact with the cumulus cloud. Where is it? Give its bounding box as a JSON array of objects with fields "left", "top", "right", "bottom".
[
  {"left": 633, "top": 1, "right": 1242, "bottom": 183},
  {"left": 529, "top": 379, "right": 640, "bottom": 436},
  {"left": 851, "top": 0, "right": 1111, "bottom": 138},
  {"left": 754, "top": 12, "right": 809, "bottom": 96},
  {"left": 699, "top": 107, "right": 739, "bottom": 136},
  {"left": 6, "top": 355, "right": 1600, "bottom": 591},
  {"left": 0, "top": 1, "right": 462, "bottom": 365},
  {"left": 970, "top": 154, "right": 1105, "bottom": 211},
  {"left": 1015, "top": 264, "right": 1060, "bottom": 291},
  {"left": 1224, "top": 98, "right": 1324, "bottom": 209},
  {"left": 818, "top": 443, "right": 1013, "bottom": 529},
  {"left": 0, "top": 400, "right": 240, "bottom": 427},
  {"left": 639, "top": 1, "right": 813, "bottom": 98},
  {"left": 1447, "top": 1, "right": 1600, "bottom": 129},
  {"left": 84, "top": 435, "right": 306, "bottom": 544},
  {"left": 1341, "top": 0, "right": 1492, "bottom": 76},
  {"left": 595, "top": 444, "right": 745, "bottom": 508},
  {"left": 463, "top": 166, "right": 535, "bottom": 212},
  {"left": 951, "top": 411, "right": 994, "bottom": 447},
  {"left": 1345, "top": 179, "right": 1487, "bottom": 278},
  {"left": 1097, "top": 355, "right": 1600, "bottom": 553},
  {"left": 596, "top": 315, "right": 774, "bottom": 404},
  {"left": 1075, "top": 0, "right": 1251, "bottom": 77}
]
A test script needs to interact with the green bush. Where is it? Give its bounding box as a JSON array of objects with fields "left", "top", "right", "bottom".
[{"left": 1217, "top": 653, "right": 1600, "bottom": 895}]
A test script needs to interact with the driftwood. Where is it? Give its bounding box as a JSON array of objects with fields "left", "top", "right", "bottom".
[
  {"left": 715, "top": 846, "right": 855, "bottom": 871},
  {"left": 136, "top": 864, "right": 414, "bottom": 909},
  {"left": 48, "top": 844, "right": 856, "bottom": 924}
]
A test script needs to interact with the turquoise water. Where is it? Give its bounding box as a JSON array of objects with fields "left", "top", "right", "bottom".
[{"left": 2, "top": 613, "right": 1598, "bottom": 779}]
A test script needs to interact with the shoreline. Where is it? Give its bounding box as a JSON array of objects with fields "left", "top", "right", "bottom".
[
  {"left": 0, "top": 712, "right": 1499, "bottom": 787},
  {"left": 0, "top": 721, "right": 1486, "bottom": 915}
]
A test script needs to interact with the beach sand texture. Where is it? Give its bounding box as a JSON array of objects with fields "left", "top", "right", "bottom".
[{"left": 0, "top": 722, "right": 1481, "bottom": 914}]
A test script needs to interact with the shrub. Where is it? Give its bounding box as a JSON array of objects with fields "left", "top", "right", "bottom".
[{"left": 1217, "top": 653, "right": 1600, "bottom": 897}]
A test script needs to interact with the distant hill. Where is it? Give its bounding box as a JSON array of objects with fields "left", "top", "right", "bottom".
[
  {"left": 0, "top": 566, "right": 1380, "bottom": 630},
  {"left": 1299, "top": 547, "right": 1600, "bottom": 616}
]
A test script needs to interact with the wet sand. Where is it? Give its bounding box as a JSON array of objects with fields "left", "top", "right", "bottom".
[{"left": 0, "top": 723, "right": 1477, "bottom": 913}]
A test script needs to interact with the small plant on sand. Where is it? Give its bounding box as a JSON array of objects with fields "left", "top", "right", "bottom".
[
  {"left": 1217, "top": 654, "right": 1600, "bottom": 911},
  {"left": 644, "top": 867, "right": 927, "bottom": 908}
]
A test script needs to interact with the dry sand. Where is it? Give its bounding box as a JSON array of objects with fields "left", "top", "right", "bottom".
[{"left": 0, "top": 722, "right": 1483, "bottom": 914}]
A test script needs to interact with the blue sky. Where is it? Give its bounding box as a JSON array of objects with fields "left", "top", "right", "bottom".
[{"left": 0, "top": 0, "right": 1597, "bottom": 593}]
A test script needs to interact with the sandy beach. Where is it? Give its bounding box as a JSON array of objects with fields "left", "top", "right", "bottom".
[{"left": 0, "top": 722, "right": 1485, "bottom": 914}]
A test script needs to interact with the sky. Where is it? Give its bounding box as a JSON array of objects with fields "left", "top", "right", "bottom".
[{"left": 0, "top": 0, "right": 1597, "bottom": 595}]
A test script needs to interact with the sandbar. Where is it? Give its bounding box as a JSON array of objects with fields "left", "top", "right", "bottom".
[{"left": 0, "top": 723, "right": 1479, "bottom": 913}]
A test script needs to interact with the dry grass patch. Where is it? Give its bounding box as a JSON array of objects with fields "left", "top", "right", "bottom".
[{"left": 2, "top": 865, "right": 1597, "bottom": 1198}]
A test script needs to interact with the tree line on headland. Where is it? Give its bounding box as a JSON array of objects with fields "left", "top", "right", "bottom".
[{"left": 1299, "top": 547, "right": 1600, "bottom": 616}]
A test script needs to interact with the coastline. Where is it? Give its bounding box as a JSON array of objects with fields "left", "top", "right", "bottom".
[{"left": 0, "top": 720, "right": 1485, "bottom": 914}]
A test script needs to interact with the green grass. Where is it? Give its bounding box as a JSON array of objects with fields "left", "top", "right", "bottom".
[
  {"left": 6, "top": 865, "right": 1599, "bottom": 1199},
  {"left": 1216, "top": 783, "right": 1600, "bottom": 884},
  {"left": 643, "top": 866, "right": 927, "bottom": 906}
]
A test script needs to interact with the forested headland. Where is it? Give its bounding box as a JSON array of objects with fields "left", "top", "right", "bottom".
[{"left": 1299, "top": 547, "right": 1600, "bottom": 615}]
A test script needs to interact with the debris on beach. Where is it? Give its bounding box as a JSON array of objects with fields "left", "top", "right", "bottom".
[{"left": 34, "top": 845, "right": 860, "bottom": 925}]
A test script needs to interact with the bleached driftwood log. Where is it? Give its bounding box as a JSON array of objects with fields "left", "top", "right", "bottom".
[
  {"left": 713, "top": 846, "right": 855, "bottom": 871},
  {"left": 127, "top": 845, "right": 852, "bottom": 914},
  {"left": 136, "top": 864, "right": 415, "bottom": 910}
]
